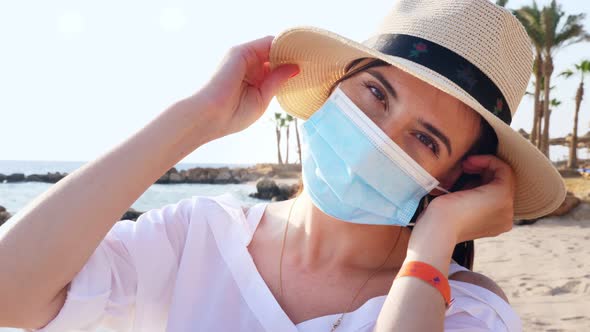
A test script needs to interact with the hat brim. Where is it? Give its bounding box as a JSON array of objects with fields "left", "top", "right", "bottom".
[{"left": 269, "top": 26, "right": 566, "bottom": 220}]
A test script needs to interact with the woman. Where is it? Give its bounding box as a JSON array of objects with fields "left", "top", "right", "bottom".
[{"left": 0, "top": 0, "right": 566, "bottom": 331}]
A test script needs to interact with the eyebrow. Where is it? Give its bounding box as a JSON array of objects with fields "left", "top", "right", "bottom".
[
  {"left": 417, "top": 118, "right": 453, "bottom": 156},
  {"left": 365, "top": 69, "right": 398, "bottom": 99}
]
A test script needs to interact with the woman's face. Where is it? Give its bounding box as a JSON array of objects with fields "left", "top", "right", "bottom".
[{"left": 339, "top": 64, "right": 481, "bottom": 190}]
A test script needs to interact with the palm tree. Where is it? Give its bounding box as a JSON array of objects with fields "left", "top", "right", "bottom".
[
  {"left": 274, "top": 112, "right": 284, "bottom": 164},
  {"left": 560, "top": 60, "right": 590, "bottom": 169},
  {"left": 294, "top": 118, "right": 302, "bottom": 164},
  {"left": 284, "top": 114, "right": 294, "bottom": 164},
  {"left": 538, "top": 1, "right": 589, "bottom": 157},
  {"left": 515, "top": 2, "right": 545, "bottom": 148}
]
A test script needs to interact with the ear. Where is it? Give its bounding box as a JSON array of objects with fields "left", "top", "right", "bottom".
[{"left": 430, "top": 163, "right": 463, "bottom": 196}]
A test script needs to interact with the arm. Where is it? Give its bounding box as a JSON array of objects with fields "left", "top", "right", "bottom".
[
  {"left": 0, "top": 95, "right": 216, "bottom": 328},
  {"left": 375, "top": 215, "right": 456, "bottom": 332},
  {"left": 374, "top": 155, "right": 516, "bottom": 331},
  {"left": 0, "top": 35, "right": 298, "bottom": 328}
]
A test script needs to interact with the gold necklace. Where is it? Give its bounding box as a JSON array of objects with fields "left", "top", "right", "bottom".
[{"left": 278, "top": 195, "right": 403, "bottom": 331}]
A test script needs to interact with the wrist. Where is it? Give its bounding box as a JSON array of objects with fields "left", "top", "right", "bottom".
[
  {"left": 405, "top": 214, "right": 457, "bottom": 276},
  {"left": 174, "top": 92, "right": 226, "bottom": 144}
]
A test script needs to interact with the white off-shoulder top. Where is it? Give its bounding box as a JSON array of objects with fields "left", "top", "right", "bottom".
[{"left": 32, "top": 194, "right": 522, "bottom": 332}]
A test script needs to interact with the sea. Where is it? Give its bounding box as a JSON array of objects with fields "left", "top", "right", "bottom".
[
  {"left": 0, "top": 160, "right": 265, "bottom": 216},
  {"left": 0, "top": 160, "right": 267, "bottom": 331}
]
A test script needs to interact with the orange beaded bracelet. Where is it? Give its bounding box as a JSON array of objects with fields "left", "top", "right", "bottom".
[{"left": 395, "top": 260, "right": 453, "bottom": 308}]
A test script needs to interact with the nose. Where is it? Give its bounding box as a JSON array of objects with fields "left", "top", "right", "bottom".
[{"left": 374, "top": 109, "right": 413, "bottom": 151}]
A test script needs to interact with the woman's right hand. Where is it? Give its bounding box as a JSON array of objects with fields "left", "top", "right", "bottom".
[{"left": 193, "top": 35, "right": 299, "bottom": 138}]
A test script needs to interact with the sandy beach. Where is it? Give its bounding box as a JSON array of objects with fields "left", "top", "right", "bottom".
[{"left": 474, "top": 202, "right": 590, "bottom": 331}]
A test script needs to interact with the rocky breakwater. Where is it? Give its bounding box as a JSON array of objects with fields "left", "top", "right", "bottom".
[
  {"left": 0, "top": 172, "right": 68, "bottom": 184},
  {"left": 156, "top": 163, "right": 301, "bottom": 184},
  {"left": 0, "top": 163, "right": 302, "bottom": 185}
]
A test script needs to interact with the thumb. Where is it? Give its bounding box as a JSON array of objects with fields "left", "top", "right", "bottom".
[{"left": 260, "top": 64, "right": 299, "bottom": 107}]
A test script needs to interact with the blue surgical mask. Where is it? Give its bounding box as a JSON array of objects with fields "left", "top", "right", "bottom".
[{"left": 300, "top": 85, "right": 450, "bottom": 226}]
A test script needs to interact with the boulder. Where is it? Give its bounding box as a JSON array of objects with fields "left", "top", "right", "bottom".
[
  {"left": 6, "top": 173, "right": 25, "bottom": 182},
  {"left": 120, "top": 208, "right": 143, "bottom": 221},
  {"left": 156, "top": 173, "right": 170, "bottom": 183},
  {"left": 26, "top": 174, "right": 44, "bottom": 182},
  {"left": 186, "top": 168, "right": 209, "bottom": 183},
  {"left": 250, "top": 178, "right": 281, "bottom": 200},
  {"left": 0, "top": 208, "right": 12, "bottom": 227},
  {"left": 169, "top": 172, "right": 184, "bottom": 183},
  {"left": 278, "top": 183, "right": 298, "bottom": 198},
  {"left": 215, "top": 168, "right": 234, "bottom": 183},
  {"left": 44, "top": 172, "right": 66, "bottom": 183},
  {"left": 249, "top": 179, "right": 300, "bottom": 201},
  {"left": 179, "top": 170, "right": 188, "bottom": 181},
  {"left": 0, "top": 174, "right": 5, "bottom": 182},
  {"left": 156, "top": 167, "right": 181, "bottom": 184}
]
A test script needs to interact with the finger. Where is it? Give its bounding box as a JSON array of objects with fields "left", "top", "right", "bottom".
[
  {"left": 464, "top": 155, "right": 514, "bottom": 187},
  {"left": 260, "top": 63, "right": 300, "bottom": 107},
  {"left": 239, "top": 35, "right": 274, "bottom": 64}
]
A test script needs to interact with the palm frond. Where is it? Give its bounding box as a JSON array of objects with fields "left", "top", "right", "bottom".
[
  {"left": 559, "top": 69, "right": 574, "bottom": 78},
  {"left": 496, "top": 0, "right": 509, "bottom": 7}
]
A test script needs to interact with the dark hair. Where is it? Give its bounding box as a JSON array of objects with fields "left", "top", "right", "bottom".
[{"left": 299, "top": 57, "right": 499, "bottom": 271}]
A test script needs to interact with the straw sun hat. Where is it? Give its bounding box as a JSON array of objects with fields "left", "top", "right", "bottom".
[{"left": 269, "top": 0, "right": 566, "bottom": 220}]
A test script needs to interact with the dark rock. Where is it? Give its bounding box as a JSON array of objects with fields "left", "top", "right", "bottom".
[
  {"left": 6, "top": 173, "right": 25, "bottom": 182},
  {"left": 156, "top": 173, "right": 170, "bottom": 184},
  {"left": 120, "top": 208, "right": 143, "bottom": 221},
  {"left": 26, "top": 174, "right": 44, "bottom": 182},
  {"left": 0, "top": 210, "right": 12, "bottom": 227},
  {"left": 156, "top": 167, "right": 182, "bottom": 183},
  {"left": 271, "top": 195, "right": 289, "bottom": 202},
  {"left": 250, "top": 178, "right": 281, "bottom": 200},
  {"left": 169, "top": 172, "right": 184, "bottom": 183},
  {"left": 179, "top": 170, "right": 188, "bottom": 181},
  {"left": 278, "top": 183, "right": 298, "bottom": 198},
  {"left": 43, "top": 172, "right": 67, "bottom": 183},
  {"left": 0, "top": 174, "right": 5, "bottom": 182},
  {"left": 156, "top": 167, "right": 183, "bottom": 184},
  {"left": 186, "top": 168, "right": 209, "bottom": 183},
  {"left": 0, "top": 205, "right": 5, "bottom": 213},
  {"left": 250, "top": 179, "right": 300, "bottom": 201},
  {"left": 215, "top": 168, "right": 233, "bottom": 183}
]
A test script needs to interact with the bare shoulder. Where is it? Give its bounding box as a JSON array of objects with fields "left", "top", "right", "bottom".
[{"left": 449, "top": 271, "right": 509, "bottom": 304}]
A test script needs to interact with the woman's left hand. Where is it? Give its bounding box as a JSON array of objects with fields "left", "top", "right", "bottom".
[{"left": 413, "top": 154, "right": 516, "bottom": 245}]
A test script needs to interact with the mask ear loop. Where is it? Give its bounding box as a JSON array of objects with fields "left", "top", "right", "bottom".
[{"left": 435, "top": 185, "right": 451, "bottom": 194}]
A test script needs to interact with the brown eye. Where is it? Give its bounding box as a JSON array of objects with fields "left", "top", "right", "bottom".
[
  {"left": 415, "top": 132, "right": 439, "bottom": 156},
  {"left": 362, "top": 81, "right": 386, "bottom": 106}
]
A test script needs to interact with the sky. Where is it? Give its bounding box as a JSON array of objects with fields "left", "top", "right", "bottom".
[{"left": 1, "top": 0, "right": 589, "bottom": 164}]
